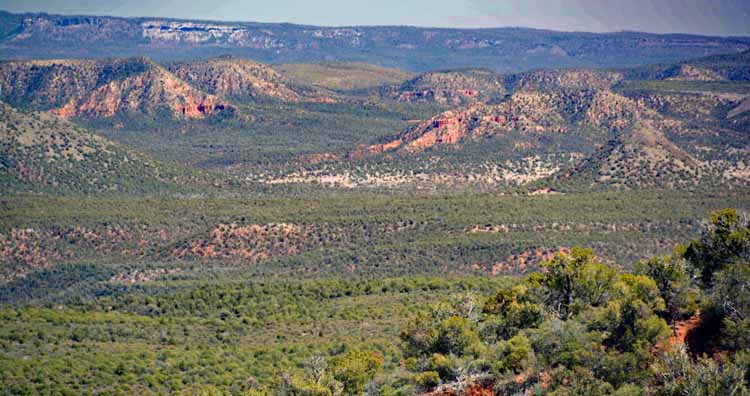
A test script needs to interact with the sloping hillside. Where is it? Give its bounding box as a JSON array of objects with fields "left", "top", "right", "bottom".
[
  {"left": 170, "top": 56, "right": 335, "bottom": 102},
  {"left": 273, "top": 62, "right": 415, "bottom": 91},
  {"left": 558, "top": 120, "right": 704, "bottom": 188},
  {"left": 624, "top": 49, "right": 750, "bottom": 81},
  {"left": 507, "top": 69, "right": 624, "bottom": 91},
  {"left": 357, "top": 83, "right": 749, "bottom": 188},
  {"left": 0, "top": 102, "right": 210, "bottom": 193},
  {"left": 0, "top": 57, "right": 233, "bottom": 119},
  {"left": 382, "top": 69, "right": 505, "bottom": 105},
  {"left": 363, "top": 89, "right": 604, "bottom": 154}
]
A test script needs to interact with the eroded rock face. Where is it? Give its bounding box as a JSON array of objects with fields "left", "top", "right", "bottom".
[
  {"left": 0, "top": 58, "right": 232, "bottom": 119},
  {"left": 397, "top": 89, "right": 480, "bottom": 105},
  {"left": 14, "top": 16, "right": 138, "bottom": 43},
  {"left": 5, "top": 12, "right": 749, "bottom": 73},
  {"left": 368, "top": 90, "right": 596, "bottom": 153},
  {"left": 360, "top": 85, "right": 749, "bottom": 188},
  {"left": 142, "top": 21, "right": 244, "bottom": 44},
  {"left": 378, "top": 88, "right": 662, "bottom": 155},
  {"left": 392, "top": 107, "right": 476, "bottom": 152},
  {"left": 54, "top": 69, "right": 228, "bottom": 119},
  {"left": 141, "top": 21, "right": 285, "bottom": 49}
]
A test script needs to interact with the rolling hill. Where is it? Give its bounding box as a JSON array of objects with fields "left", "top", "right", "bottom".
[
  {"left": 273, "top": 62, "right": 415, "bottom": 91},
  {"left": 169, "top": 56, "right": 335, "bottom": 103},
  {"left": 362, "top": 88, "right": 628, "bottom": 155},
  {"left": 0, "top": 102, "right": 213, "bottom": 193},
  {"left": 0, "top": 45, "right": 746, "bottom": 191},
  {"left": 380, "top": 69, "right": 505, "bottom": 105},
  {"left": 2, "top": 7, "right": 750, "bottom": 396},
  {"left": 350, "top": 64, "right": 750, "bottom": 189}
]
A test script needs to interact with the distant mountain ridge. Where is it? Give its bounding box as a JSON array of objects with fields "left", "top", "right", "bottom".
[{"left": 1, "top": 10, "right": 749, "bottom": 72}]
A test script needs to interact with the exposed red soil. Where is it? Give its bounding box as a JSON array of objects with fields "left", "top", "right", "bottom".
[
  {"left": 0, "top": 225, "right": 181, "bottom": 282},
  {"left": 491, "top": 247, "right": 571, "bottom": 275},
  {"left": 656, "top": 311, "right": 702, "bottom": 352},
  {"left": 428, "top": 381, "right": 494, "bottom": 396},
  {"left": 38, "top": 62, "right": 233, "bottom": 119}
]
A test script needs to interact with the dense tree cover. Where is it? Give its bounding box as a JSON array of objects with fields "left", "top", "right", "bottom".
[
  {"left": 400, "top": 248, "right": 671, "bottom": 394},
  {"left": 273, "top": 350, "right": 384, "bottom": 396},
  {"left": 635, "top": 255, "right": 695, "bottom": 326},
  {"left": 1, "top": 209, "right": 749, "bottom": 395},
  {"left": 0, "top": 277, "right": 509, "bottom": 396},
  {"left": 398, "top": 209, "right": 750, "bottom": 396},
  {"left": 684, "top": 208, "right": 750, "bottom": 286}
]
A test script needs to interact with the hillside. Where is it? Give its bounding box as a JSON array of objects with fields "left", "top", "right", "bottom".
[
  {"left": 624, "top": 49, "right": 750, "bottom": 81},
  {"left": 2, "top": 5, "right": 750, "bottom": 396},
  {"left": 0, "top": 44, "right": 745, "bottom": 193},
  {"left": 351, "top": 76, "right": 750, "bottom": 189},
  {"left": 0, "top": 57, "right": 233, "bottom": 119},
  {"left": 363, "top": 89, "right": 614, "bottom": 155},
  {"left": 169, "top": 56, "right": 335, "bottom": 102},
  {"left": 557, "top": 119, "right": 704, "bottom": 189},
  {"left": 0, "top": 12, "right": 749, "bottom": 396},
  {"left": 552, "top": 87, "right": 749, "bottom": 189},
  {"left": 507, "top": 69, "right": 624, "bottom": 91},
  {"left": 273, "top": 62, "right": 415, "bottom": 91},
  {"left": 1, "top": 195, "right": 749, "bottom": 394},
  {"left": 0, "top": 102, "right": 210, "bottom": 193},
  {"left": 381, "top": 69, "right": 505, "bottom": 105},
  {"left": 2, "top": 11, "right": 750, "bottom": 72}
]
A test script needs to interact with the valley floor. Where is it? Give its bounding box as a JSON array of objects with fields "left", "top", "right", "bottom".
[{"left": 1, "top": 188, "right": 748, "bottom": 394}]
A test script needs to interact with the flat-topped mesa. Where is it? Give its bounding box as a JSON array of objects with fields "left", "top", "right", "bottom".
[
  {"left": 141, "top": 21, "right": 245, "bottom": 44},
  {"left": 0, "top": 57, "right": 233, "bottom": 119},
  {"left": 5, "top": 12, "right": 748, "bottom": 71}
]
